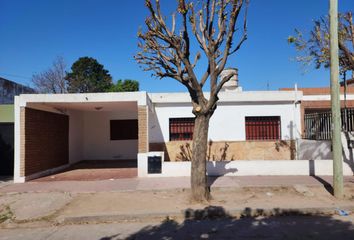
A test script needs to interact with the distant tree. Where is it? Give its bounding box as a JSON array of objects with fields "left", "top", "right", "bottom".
[
  {"left": 31, "top": 56, "right": 67, "bottom": 93},
  {"left": 107, "top": 79, "right": 139, "bottom": 92},
  {"left": 65, "top": 57, "right": 113, "bottom": 93},
  {"left": 135, "top": 0, "right": 248, "bottom": 202},
  {"left": 288, "top": 11, "right": 354, "bottom": 75}
]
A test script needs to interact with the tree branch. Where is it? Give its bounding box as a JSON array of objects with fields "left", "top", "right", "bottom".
[
  {"left": 339, "top": 41, "right": 354, "bottom": 70},
  {"left": 136, "top": 0, "right": 248, "bottom": 114}
]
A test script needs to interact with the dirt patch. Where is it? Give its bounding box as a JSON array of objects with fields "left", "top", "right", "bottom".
[
  {"left": 210, "top": 186, "right": 343, "bottom": 211},
  {"left": 57, "top": 185, "right": 354, "bottom": 224},
  {"left": 1, "top": 185, "right": 354, "bottom": 227}
]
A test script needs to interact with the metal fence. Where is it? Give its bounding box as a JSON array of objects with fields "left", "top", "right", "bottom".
[{"left": 304, "top": 108, "right": 354, "bottom": 140}]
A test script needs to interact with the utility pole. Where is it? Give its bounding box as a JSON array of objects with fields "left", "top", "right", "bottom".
[{"left": 329, "top": 0, "right": 343, "bottom": 198}]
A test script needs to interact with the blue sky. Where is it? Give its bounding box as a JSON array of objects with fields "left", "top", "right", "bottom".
[{"left": 0, "top": 0, "right": 353, "bottom": 92}]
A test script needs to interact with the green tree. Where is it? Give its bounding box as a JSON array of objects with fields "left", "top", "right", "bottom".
[
  {"left": 135, "top": 0, "right": 248, "bottom": 202},
  {"left": 107, "top": 79, "right": 139, "bottom": 92},
  {"left": 65, "top": 57, "right": 113, "bottom": 93},
  {"left": 288, "top": 11, "right": 354, "bottom": 74}
]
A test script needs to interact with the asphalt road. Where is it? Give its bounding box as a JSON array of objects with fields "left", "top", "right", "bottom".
[{"left": 1, "top": 215, "right": 354, "bottom": 240}]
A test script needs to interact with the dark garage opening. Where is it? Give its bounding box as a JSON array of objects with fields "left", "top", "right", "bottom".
[{"left": 0, "top": 123, "right": 14, "bottom": 176}]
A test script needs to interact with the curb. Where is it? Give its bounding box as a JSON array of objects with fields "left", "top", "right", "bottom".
[
  {"left": 56, "top": 212, "right": 180, "bottom": 224},
  {"left": 56, "top": 205, "right": 354, "bottom": 225}
]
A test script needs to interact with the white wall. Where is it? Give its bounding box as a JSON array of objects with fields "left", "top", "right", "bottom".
[
  {"left": 164, "top": 160, "right": 353, "bottom": 176},
  {"left": 149, "top": 102, "right": 301, "bottom": 143},
  {"left": 13, "top": 96, "right": 22, "bottom": 182},
  {"left": 297, "top": 134, "right": 354, "bottom": 173},
  {"left": 138, "top": 155, "right": 353, "bottom": 177},
  {"left": 82, "top": 109, "right": 138, "bottom": 160},
  {"left": 149, "top": 103, "right": 193, "bottom": 143},
  {"left": 68, "top": 110, "right": 83, "bottom": 164},
  {"left": 297, "top": 139, "right": 332, "bottom": 160}
]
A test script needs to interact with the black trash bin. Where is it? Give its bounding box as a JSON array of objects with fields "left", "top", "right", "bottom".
[{"left": 148, "top": 156, "right": 162, "bottom": 174}]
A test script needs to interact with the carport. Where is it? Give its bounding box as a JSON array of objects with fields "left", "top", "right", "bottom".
[{"left": 14, "top": 92, "right": 149, "bottom": 182}]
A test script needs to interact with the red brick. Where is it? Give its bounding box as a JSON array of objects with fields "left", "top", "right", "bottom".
[{"left": 23, "top": 108, "right": 69, "bottom": 176}]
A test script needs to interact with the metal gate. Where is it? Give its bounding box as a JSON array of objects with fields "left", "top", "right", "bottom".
[{"left": 304, "top": 109, "right": 354, "bottom": 140}]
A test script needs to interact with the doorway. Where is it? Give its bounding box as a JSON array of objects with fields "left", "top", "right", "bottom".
[{"left": 0, "top": 123, "right": 14, "bottom": 176}]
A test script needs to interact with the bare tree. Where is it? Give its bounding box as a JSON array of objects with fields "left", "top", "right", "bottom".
[
  {"left": 135, "top": 0, "right": 248, "bottom": 202},
  {"left": 32, "top": 56, "right": 67, "bottom": 93},
  {"left": 288, "top": 11, "right": 354, "bottom": 75}
]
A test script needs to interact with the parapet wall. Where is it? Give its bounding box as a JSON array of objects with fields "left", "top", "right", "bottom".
[{"left": 150, "top": 140, "right": 296, "bottom": 161}]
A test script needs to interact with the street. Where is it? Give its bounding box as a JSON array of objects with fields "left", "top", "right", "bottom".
[{"left": 1, "top": 215, "right": 354, "bottom": 240}]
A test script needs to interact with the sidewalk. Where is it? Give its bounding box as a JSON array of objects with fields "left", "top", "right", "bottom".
[
  {"left": 0, "top": 176, "right": 354, "bottom": 228},
  {"left": 1, "top": 176, "right": 354, "bottom": 193}
]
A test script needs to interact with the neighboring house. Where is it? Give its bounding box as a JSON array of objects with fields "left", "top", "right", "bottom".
[
  {"left": 281, "top": 86, "right": 354, "bottom": 137},
  {"left": 0, "top": 77, "right": 35, "bottom": 176},
  {"left": 13, "top": 75, "right": 303, "bottom": 182},
  {"left": 280, "top": 86, "right": 354, "bottom": 164}
]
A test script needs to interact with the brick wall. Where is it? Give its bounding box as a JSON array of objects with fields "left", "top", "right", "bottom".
[
  {"left": 138, "top": 106, "right": 148, "bottom": 153},
  {"left": 22, "top": 107, "right": 69, "bottom": 176}
]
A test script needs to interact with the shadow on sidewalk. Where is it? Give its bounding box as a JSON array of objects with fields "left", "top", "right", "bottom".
[
  {"left": 309, "top": 160, "right": 334, "bottom": 195},
  {"left": 207, "top": 162, "right": 238, "bottom": 187},
  {"left": 100, "top": 206, "right": 354, "bottom": 240},
  {"left": 311, "top": 175, "right": 334, "bottom": 195}
]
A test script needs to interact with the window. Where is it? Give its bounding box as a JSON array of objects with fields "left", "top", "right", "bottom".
[
  {"left": 245, "top": 116, "right": 281, "bottom": 140},
  {"left": 169, "top": 118, "right": 194, "bottom": 141},
  {"left": 110, "top": 119, "right": 138, "bottom": 140}
]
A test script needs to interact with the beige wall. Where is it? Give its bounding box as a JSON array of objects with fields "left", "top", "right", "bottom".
[{"left": 150, "top": 140, "right": 295, "bottom": 161}]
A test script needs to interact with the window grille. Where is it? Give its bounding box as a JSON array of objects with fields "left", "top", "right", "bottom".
[
  {"left": 169, "top": 118, "right": 195, "bottom": 141},
  {"left": 304, "top": 108, "right": 354, "bottom": 140},
  {"left": 245, "top": 116, "right": 281, "bottom": 140}
]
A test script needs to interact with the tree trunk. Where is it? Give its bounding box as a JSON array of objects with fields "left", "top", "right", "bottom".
[{"left": 191, "top": 113, "right": 211, "bottom": 202}]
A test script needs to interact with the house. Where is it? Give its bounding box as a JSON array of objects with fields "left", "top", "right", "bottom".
[
  {"left": 281, "top": 86, "right": 354, "bottom": 136},
  {"left": 0, "top": 77, "right": 35, "bottom": 177},
  {"left": 148, "top": 90, "right": 301, "bottom": 162},
  {"left": 280, "top": 86, "right": 354, "bottom": 163},
  {"left": 13, "top": 74, "right": 306, "bottom": 182}
]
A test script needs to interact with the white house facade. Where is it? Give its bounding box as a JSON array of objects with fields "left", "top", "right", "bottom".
[{"left": 13, "top": 87, "right": 354, "bottom": 183}]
